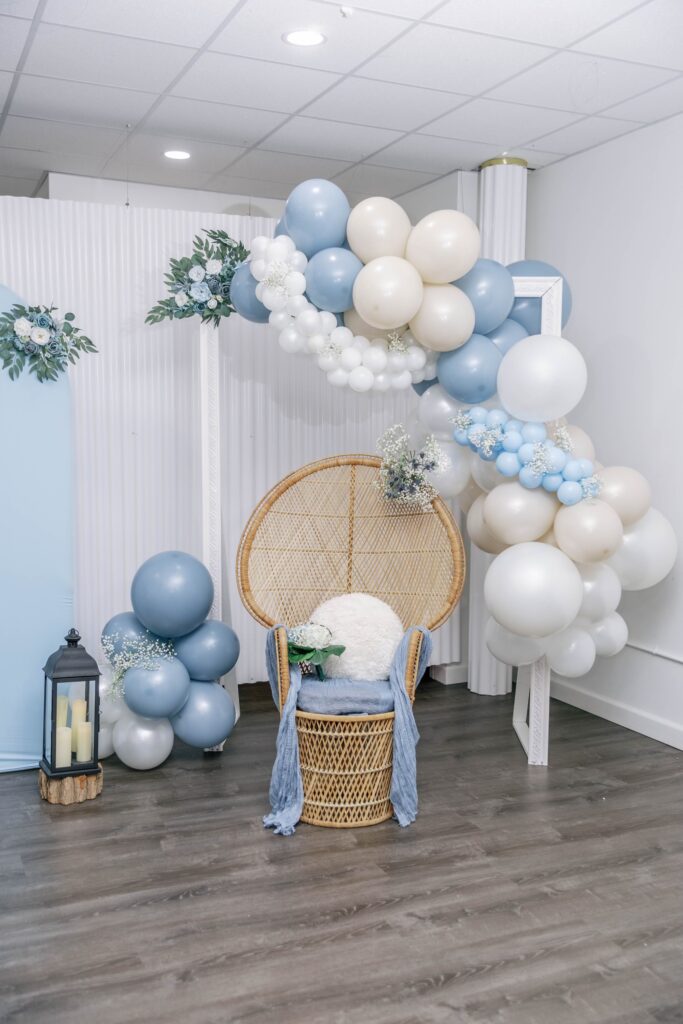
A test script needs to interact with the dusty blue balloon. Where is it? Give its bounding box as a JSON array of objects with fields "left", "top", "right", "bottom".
[
  {"left": 124, "top": 657, "right": 190, "bottom": 718},
  {"left": 174, "top": 619, "right": 240, "bottom": 681},
  {"left": 487, "top": 317, "right": 528, "bottom": 355},
  {"left": 412, "top": 377, "right": 436, "bottom": 396},
  {"left": 455, "top": 259, "right": 514, "bottom": 335},
  {"left": 283, "top": 179, "right": 350, "bottom": 258},
  {"left": 507, "top": 260, "right": 572, "bottom": 334},
  {"left": 437, "top": 334, "right": 502, "bottom": 404},
  {"left": 131, "top": 551, "right": 213, "bottom": 639},
  {"left": 171, "top": 681, "right": 236, "bottom": 748},
  {"left": 305, "top": 246, "right": 362, "bottom": 313},
  {"left": 274, "top": 218, "right": 287, "bottom": 237},
  {"left": 101, "top": 611, "right": 152, "bottom": 659},
  {"left": 229, "top": 261, "right": 270, "bottom": 323}
]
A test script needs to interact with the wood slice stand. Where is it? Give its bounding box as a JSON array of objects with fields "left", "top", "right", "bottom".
[{"left": 39, "top": 765, "right": 103, "bottom": 805}]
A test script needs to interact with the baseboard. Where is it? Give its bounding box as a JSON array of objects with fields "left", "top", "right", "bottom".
[
  {"left": 551, "top": 677, "right": 683, "bottom": 751},
  {"left": 0, "top": 752, "right": 39, "bottom": 773},
  {"left": 429, "top": 663, "right": 468, "bottom": 686}
]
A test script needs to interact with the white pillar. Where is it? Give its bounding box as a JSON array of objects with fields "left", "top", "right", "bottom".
[{"left": 467, "top": 157, "right": 528, "bottom": 696}]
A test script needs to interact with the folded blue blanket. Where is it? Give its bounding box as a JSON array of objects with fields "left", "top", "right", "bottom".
[{"left": 263, "top": 626, "right": 432, "bottom": 836}]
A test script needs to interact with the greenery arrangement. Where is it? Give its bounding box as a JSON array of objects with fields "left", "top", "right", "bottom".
[
  {"left": 287, "top": 623, "right": 345, "bottom": 680},
  {"left": 0, "top": 304, "right": 96, "bottom": 382},
  {"left": 145, "top": 228, "right": 249, "bottom": 328}
]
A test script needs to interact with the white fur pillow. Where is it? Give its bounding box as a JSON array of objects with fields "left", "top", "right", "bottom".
[{"left": 311, "top": 593, "right": 404, "bottom": 680}]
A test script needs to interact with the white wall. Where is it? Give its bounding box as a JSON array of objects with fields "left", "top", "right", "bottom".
[{"left": 527, "top": 115, "right": 683, "bottom": 749}]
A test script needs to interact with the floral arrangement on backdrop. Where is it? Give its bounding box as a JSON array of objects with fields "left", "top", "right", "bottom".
[
  {"left": 146, "top": 228, "right": 249, "bottom": 328},
  {"left": 0, "top": 304, "right": 96, "bottom": 382}
]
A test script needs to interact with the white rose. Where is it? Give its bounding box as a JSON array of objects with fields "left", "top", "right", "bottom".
[
  {"left": 13, "top": 317, "right": 32, "bottom": 337},
  {"left": 188, "top": 265, "right": 205, "bottom": 282},
  {"left": 205, "top": 259, "right": 222, "bottom": 275},
  {"left": 175, "top": 291, "right": 189, "bottom": 307},
  {"left": 30, "top": 326, "right": 50, "bottom": 346},
  {"left": 207, "top": 298, "right": 218, "bottom": 309}
]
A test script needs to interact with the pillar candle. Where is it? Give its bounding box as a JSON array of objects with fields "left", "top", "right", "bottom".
[
  {"left": 55, "top": 726, "right": 71, "bottom": 769},
  {"left": 76, "top": 721, "right": 92, "bottom": 763},
  {"left": 56, "top": 695, "right": 69, "bottom": 728},
  {"left": 71, "top": 698, "right": 87, "bottom": 751}
]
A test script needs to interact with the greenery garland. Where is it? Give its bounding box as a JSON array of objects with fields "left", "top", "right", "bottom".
[
  {"left": 0, "top": 304, "right": 96, "bottom": 382},
  {"left": 145, "top": 228, "right": 249, "bottom": 328}
]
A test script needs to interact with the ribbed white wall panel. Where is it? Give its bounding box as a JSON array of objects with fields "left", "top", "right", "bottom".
[{"left": 0, "top": 197, "right": 460, "bottom": 687}]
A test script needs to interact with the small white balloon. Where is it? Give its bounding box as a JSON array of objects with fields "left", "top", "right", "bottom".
[
  {"left": 307, "top": 333, "right": 327, "bottom": 354},
  {"left": 286, "top": 294, "right": 308, "bottom": 316},
  {"left": 297, "top": 308, "right": 322, "bottom": 335},
  {"left": 390, "top": 369, "right": 412, "bottom": 390},
  {"left": 266, "top": 241, "right": 290, "bottom": 263},
  {"left": 327, "top": 367, "right": 349, "bottom": 388},
  {"left": 318, "top": 350, "right": 339, "bottom": 372},
  {"left": 353, "top": 334, "right": 370, "bottom": 351},
  {"left": 330, "top": 325, "right": 354, "bottom": 349},
  {"left": 607, "top": 507, "right": 677, "bottom": 590},
  {"left": 405, "top": 345, "right": 427, "bottom": 371},
  {"left": 269, "top": 309, "right": 291, "bottom": 331},
  {"left": 285, "top": 271, "right": 306, "bottom": 296},
  {"left": 249, "top": 236, "right": 269, "bottom": 259},
  {"left": 279, "top": 327, "right": 305, "bottom": 353},
  {"left": 588, "top": 611, "right": 628, "bottom": 657},
  {"left": 348, "top": 366, "right": 375, "bottom": 392},
  {"left": 276, "top": 234, "right": 296, "bottom": 254},
  {"left": 262, "top": 286, "right": 287, "bottom": 311},
  {"left": 362, "top": 345, "right": 388, "bottom": 373},
  {"left": 319, "top": 310, "right": 337, "bottom": 333},
  {"left": 250, "top": 258, "right": 267, "bottom": 282},
  {"left": 546, "top": 627, "right": 596, "bottom": 678},
  {"left": 485, "top": 618, "right": 545, "bottom": 667},
  {"left": 373, "top": 372, "right": 392, "bottom": 392},
  {"left": 387, "top": 351, "right": 407, "bottom": 372},
  {"left": 290, "top": 251, "right": 308, "bottom": 272},
  {"left": 340, "top": 347, "right": 362, "bottom": 371}
]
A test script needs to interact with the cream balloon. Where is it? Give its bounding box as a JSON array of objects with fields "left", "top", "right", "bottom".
[
  {"left": 471, "top": 456, "right": 505, "bottom": 493},
  {"left": 577, "top": 562, "right": 622, "bottom": 621},
  {"left": 352, "top": 256, "right": 424, "bottom": 330},
  {"left": 485, "top": 618, "right": 545, "bottom": 667},
  {"left": 599, "top": 466, "right": 651, "bottom": 526},
  {"left": 455, "top": 477, "right": 484, "bottom": 515},
  {"left": 405, "top": 209, "right": 480, "bottom": 284},
  {"left": 467, "top": 495, "right": 507, "bottom": 555},
  {"left": 484, "top": 542, "right": 583, "bottom": 638},
  {"left": 497, "top": 335, "right": 587, "bottom": 422},
  {"left": 417, "top": 382, "right": 464, "bottom": 438},
  {"left": 607, "top": 507, "right": 677, "bottom": 590},
  {"left": 554, "top": 500, "right": 624, "bottom": 564},
  {"left": 424, "top": 439, "right": 471, "bottom": 499},
  {"left": 409, "top": 284, "right": 475, "bottom": 352},
  {"left": 483, "top": 482, "right": 558, "bottom": 545},
  {"left": 565, "top": 424, "right": 595, "bottom": 461},
  {"left": 343, "top": 307, "right": 406, "bottom": 342},
  {"left": 346, "top": 197, "right": 411, "bottom": 263},
  {"left": 541, "top": 526, "right": 558, "bottom": 547},
  {"left": 588, "top": 611, "right": 628, "bottom": 656},
  {"left": 545, "top": 627, "right": 596, "bottom": 678}
]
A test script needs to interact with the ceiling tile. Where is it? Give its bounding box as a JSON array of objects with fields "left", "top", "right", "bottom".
[
  {"left": 0, "top": 174, "right": 37, "bottom": 196},
  {"left": 303, "top": 77, "right": 467, "bottom": 131},
  {"left": 106, "top": 164, "right": 216, "bottom": 189},
  {"left": 573, "top": 0, "right": 683, "bottom": 70},
  {"left": 145, "top": 96, "right": 288, "bottom": 147},
  {"left": 428, "top": 0, "right": 645, "bottom": 48},
  {"left": 423, "top": 98, "right": 583, "bottom": 146},
  {"left": 0, "top": 145, "right": 108, "bottom": 177},
  {"left": 10, "top": 76, "right": 157, "bottom": 128},
  {"left": 1, "top": 1, "right": 40, "bottom": 16},
  {"left": 528, "top": 114, "right": 641, "bottom": 153},
  {"left": 360, "top": 23, "right": 553, "bottom": 94},
  {"left": 366, "top": 133, "right": 502, "bottom": 173},
  {"left": 206, "top": 174, "right": 292, "bottom": 200},
  {"left": 333, "top": 163, "right": 435, "bottom": 198},
  {"left": 487, "top": 50, "right": 676, "bottom": 114},
  {"left": 312, "top": 0, "right": 436, "bottom": 16},
  {"left": 42, "top": 0, "right": 239, "bottom": 48},
  {"left": 102, "top": 134, "right": 246, "bottom": 179},
  {"left": 210, "top": 0, "right": 406, "bottom": 74},
  {"left": 23, "top": 24, "right": 196, "bottom": 91},
  {"left": 0, "top": 69, "right": 13, "bottom": 107},
  {"left": 0, "top": 15, "right": 31, "bottom": 71},
  {"left": 261, "top": 115, "right": 403, "bottom": 161},
  {"left": 173, "top": 52, "right": 340, "bottom": 113},
  {"left": 508, "top": 146, "right": 564, "bottom": 168},
  {"left": 226, "top": 149, "right": 352, "bottom": 185},
  {"left": 0, "top": 115, "right": 125, "bottom": 156},
  {"left": 602, "top": 74, "right": 683, "bottom": 120}
]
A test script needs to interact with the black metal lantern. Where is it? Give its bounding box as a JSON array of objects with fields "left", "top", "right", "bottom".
[{"left": 41, "top": 629, "right": 101, "bottom": 779}]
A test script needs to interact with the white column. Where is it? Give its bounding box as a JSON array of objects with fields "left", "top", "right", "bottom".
[{"left": 467, "top": 157, "right": 528, "bottom": 696}]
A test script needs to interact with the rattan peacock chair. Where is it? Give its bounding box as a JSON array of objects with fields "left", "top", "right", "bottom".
[{"left": 237, "top": 455, "right": 465, "bottom": 828}]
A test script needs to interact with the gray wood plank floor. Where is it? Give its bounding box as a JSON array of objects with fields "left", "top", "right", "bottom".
[{"left": 1, "top": 680, "right": 683, "bottom": 1024}]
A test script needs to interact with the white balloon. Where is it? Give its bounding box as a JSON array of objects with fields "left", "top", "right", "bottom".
[
  {"left": 99, "top": 670, "right": 125, "bottom": 725},
  {"left": 296, "top": 308, "right": 322, "bottom": 335},
  {"left": 348, "top": 366, "right": 375, "bottom": 392},
  {"left": 405, "top": 209, "right": 480, "bottom": 284},
  {"left": 330, "top": 325, "right": 354, "bottom": 349},
  {"left": 483, "top": 482, "right": 558, "bottom": 545},
  {"left": 344, "top": 307, "right": 406, "bottom": 342},
  {"left": 485, "top": 542, "right": 583, "bottom": 638},
  {"left": 285, "top": 270, "right": 306, "bottom": 296},
  {"left": 286, "top": 294, "right": 309, "bottom": 316},
  {"left": 485, "top": 618, "right": 546, "bottom": 666},
  {"left": 249, "top": 235, "right": 269, "bottom": 259},
  {"left": 555, "top": 500, "right": 624, "bottom": 564},
  {"left": 362, "top": 345, "right": 388, "bottom": 373},
  {"left": 319, "top": 310, "right": 337, "bottom": 333},
  {"left": 347, "top": 196, "right": 412, "bottom": 263},
  {"left": 353, "top": 335, "right": 370, "bottom": 351},
  {"left": 340, "top": 347, "right": 362, "bottom": 371},
  {"left": 607, "top": 507, "right": 677, "bottom": 590},
  {"left": 327, "top": 368, "right": 349, "bottom": 387},
  {"left": 387, "top": 350, "right": 407, "bottom": 372},
  {"left": 266, "top": 240, "right": 291, "bottom": 263},
  {"left": 470, "top": 456, "right": 505, "bottom": 493},
  {"left": 497, "top": 335, "right": 587, "bottom": 422},
  {"left": 318, "top": 350, "right": 339, "bottom": 372},
  {"left": 261, "top": 286, "right": 287, "bottom": 311},
  {"left": 269, "top": 309, "right": 291, "bottom": 331},
  {"left": 275, "top": 234, "right": 296, "bottom": 254},
  {"left": 467, "top": 495, "right": 507, "bottom": 554},
  {"left": 290, "top": 251, "right": 307, "bottom": 272},
  {"left": 390, "top": 370, "right": 412, "bottom": 390},
  {"left": 587, "top": 611, "right": 628, "bottom": 657},
  {"left": 417, "top": 382, "right": 463, "bottom": 437},
  {"left": 599, "top": 466, "right": 651, "bottom": 526},
  {"left": 250, "top": 258, "right": 267, "bottom": 282},
  {"left": 545, "top": 627, "right": 596, "bottom": 677},
  {"left": 577, "top": 563, "right": 622, "bottom": 621},
  {"left": 423, "top": 440, "right": 471, "bottom": 498},
  {"left": 307, "top": 333, "right": 327, "bottom": 354},
  {"left": 372, "top": 372, "right": 392, "bottom": 392},
  {"left": 409, "top": 284, "right": 475, "bottom": 352},
  {"left": 352, "top": 256, "right": 424, "bottom": 330},
  {"left": 113, "top": 712, "right": 174, "bottom": 771},
  {"left": 98, "top": 723, "right": 115, "bottom": 758},
  {"left": 279, "top": 327, "right": 304, "bottom": 353},
  {"left": 405, "top": 345, "right": 427, "bottom": 371}
]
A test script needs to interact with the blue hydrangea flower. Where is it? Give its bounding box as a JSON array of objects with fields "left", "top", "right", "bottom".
[{"left": 189, "top": 281, "right": 211, "bottom": 302}]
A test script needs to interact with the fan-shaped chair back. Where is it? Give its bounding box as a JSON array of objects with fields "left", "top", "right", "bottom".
[{"left": 237, "top": 455, "right": 465, "bottom": 630}]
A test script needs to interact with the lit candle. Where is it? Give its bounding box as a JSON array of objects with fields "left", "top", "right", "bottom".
[
  {"left": 55, "top": 726, "right": 71, "bottom": 769},
  {"left": 76, "top": 721, "right": 92, "bottom": 763},
  {"left": 71, "top": 698, "right": 87, "bottom": 752},
  {"left": 56, "top": 695, "right": 69, "bottom": 728}
]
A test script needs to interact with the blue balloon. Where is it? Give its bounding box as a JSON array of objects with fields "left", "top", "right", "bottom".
[
  {"left": 131, "top": 551, "right": 214, "bottom": 639},
  {"left": 487, "top": 317, "right": 528, "bottom": 355},
  {"left": 283, "top": 179, "right": 350, "bottom": 258},
  {"left": 507, "top": 260, "right": 572, "bottom": 334},
  {"left": 577, "top": 458, "right": 595, "bottom": 478},
  {"left": 505, "top": 419, "right": 523, "bottom": 433},
  {"left": 543, "top": 473, "right": 564, "bottom": 493},
  {"left": 174, "top": 619, "right": 240, "bottom": 681},
  {"left": 171, "top": 682, "right": 236, "bottom": 748},
  {"left": 412, "top": 377, "right": 436, "bottom": 396},
  {"left": 124, "top": 656, "right": 191, "bottom": 718},
  {"left": 485, "top": 408, "right": 507, "bottom": 428},
  {"left": 519, "top": 465, "right": 543, "bottom": 489},
  {"left": 518, "top": 443, "right": 536, "bottom": 464},
  {"left": 563, "top": 459, "right": 584, "bottom": 482},
  {"left": 558, "top": 480, "right": 583, "bottom": 506},
  {"left": 229, "top": 261, "right": 270, "bottom": 323},
  {"left": 496, "top": 451, "right": 521, "bottom": 477},
  {"left": 101, "top": 611, "right": 152, "bottom": 658},
  {"left": 503, "top": 430, "right": 523, "bottom": 453},
  {"left": 546, "top": 446, "right": 568, "bottom": 473},
  {"left": 521, "top": 422, "right": 547, "bottom": 443},
  {"left": 437, "top": 334, "right": 502, "bottom": 405},
  {"left": 455, "top": 259, "right": 514, "bottom": 335},
  {"left": 274, "top": 218, "right": 287, "bottom": 237},
  {"left": 469, "top": 406, "right": 489, "bottom": 423},
  {"left": 304, "top": 247, "right": 362, "bottom": 313}
]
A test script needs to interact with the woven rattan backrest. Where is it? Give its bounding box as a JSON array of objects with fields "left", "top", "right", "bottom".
[{"left": 237, "top": 455, "right": 465, "bottom": 631}]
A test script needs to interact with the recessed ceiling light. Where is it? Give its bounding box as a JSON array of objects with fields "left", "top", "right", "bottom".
[
  {"left": 282, "top": 28, "right": 326, "bottom": 46},
  {"left": 164, "top": 149, "right": 190, "bottom": 160}
]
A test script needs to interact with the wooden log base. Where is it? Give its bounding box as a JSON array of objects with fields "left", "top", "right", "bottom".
[{"left": 38, "top": 766, "right": 103, "bottom": 805}]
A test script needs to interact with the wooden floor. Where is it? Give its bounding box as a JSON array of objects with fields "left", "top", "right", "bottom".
[{"left": 1, "top": 680, "right": 683, "bottom": 1024}]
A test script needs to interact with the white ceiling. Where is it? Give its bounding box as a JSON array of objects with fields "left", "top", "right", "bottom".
[{"left": 0, "top": 0, "right": 682, "bottom": 204}]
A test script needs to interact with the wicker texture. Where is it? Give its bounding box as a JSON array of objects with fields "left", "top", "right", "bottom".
[{"left": 237, "top": 455, "right": 465, "bottom": 828}]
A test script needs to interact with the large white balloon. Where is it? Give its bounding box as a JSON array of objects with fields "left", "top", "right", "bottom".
[
  {"left": 455, "top": 477, "right": 484, "bottom": 515},
  {"left": 497, "top": 335, "right": 587, "bottom": 422},
  {"left": 417, "top": 382, "right": 463, "bottom": 438},
  {"left": 484, "top": 542, "right": 583, "bottom": 638},
  {"left": 554, "top": 500, "right": 624, "bottom": 564},
  {"left": 98, "top": 723, "right": 115, "bottom": 758},
  {"left": 424, "top": 440, "right": 471, "bottom": 499},
  {"left": 405, "top": 209, "right": 480, "bottom": 284},
  {"left": 599, "top": 466, "right": 651, "bottom": 526},
  {"left": 352, "top": 256, "right": 424, "bottom": 330},
  {"left": 409, "top": 284, "right": 475, "bottom": 352},
  {"left": 607, "top": 507, "right": 677, "bottom": 590},
  {"left": 545, "top": 627, "right": 596, "bottom": 678},
  {"left": 467, "top": 495, "right": 507, "bottom": 555},
  {"left": 483, "top": 482, "right": 558, "bottom": 545},
  {"left": 346, "top": 197, "right": 411, "bottom": 263},
  {"left": 485, "top": 618, "right": 545, "bottom": 667},
  {"left": 587, "top": 611, "right": 628, "bottom": 656},
  {"left": 113, "top": 712, "right": 174, "bottom": 771},
  {"left": 565, "top": 424, "right": 595, "bottom": 460},
  {"left": 470, "top": 456, "right": 505, "bottom": 493},
  {"left": 577, "top": 562, "right": 622, "bottom": 621}
]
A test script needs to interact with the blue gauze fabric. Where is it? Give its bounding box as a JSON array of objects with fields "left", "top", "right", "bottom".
[{"left": 263, "top": 626, "right": 432, "bottom": 836}]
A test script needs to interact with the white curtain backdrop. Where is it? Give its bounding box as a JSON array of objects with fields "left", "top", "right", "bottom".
[{"left": 0, "top": 197, "right": 461, "bottom": 687}]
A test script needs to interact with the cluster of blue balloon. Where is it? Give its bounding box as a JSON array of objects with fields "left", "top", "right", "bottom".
[
  {"left": 453, "top": 408, "right": 598, "bottom": 505},
  {"left": 101, "top": 551, "right": 239, "bottom": 769}
]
